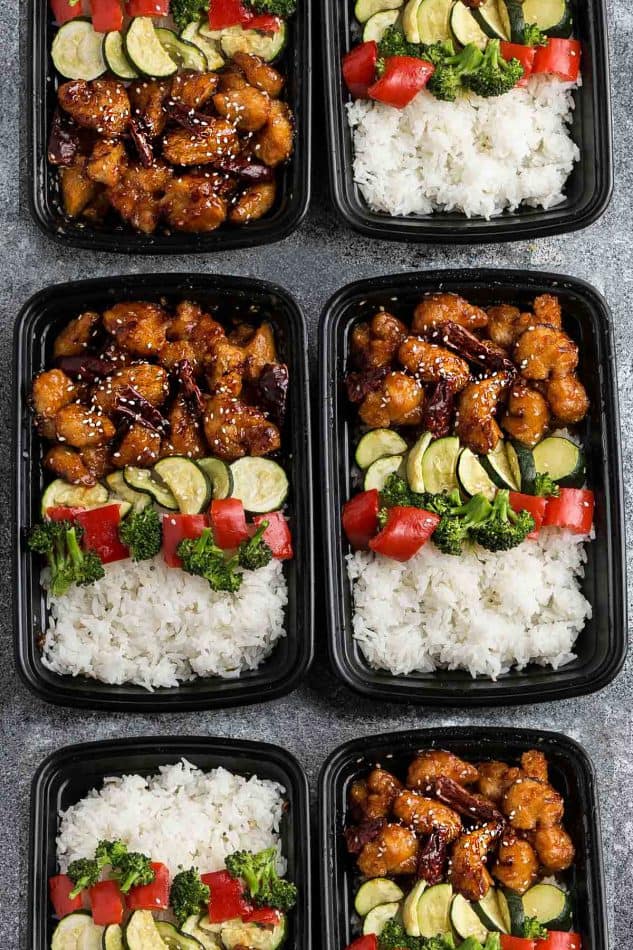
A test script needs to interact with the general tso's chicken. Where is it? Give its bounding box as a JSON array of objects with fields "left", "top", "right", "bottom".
[
  {"left": 161, "top": 175, "right": 228, "bottom": 233},
  {"left": 53, "top": 311, "right": 101, "bottom": 359},
  {"left": 86, "top": 140, "right": 127, "bottom": 188},
  {"left": 57, "top": 79, "right": 130, "bottom": 135},
  {"left": 168, "top": 300, "right": 224, "bottom": 345},
  {"left": 533, "top": 293, "right": 562, "bottom": 329},
  {"left": 545, "top": 375, "right": 589, "bottom": 424},
  {"left": 31, "top": 369, "right": 78, "bottom": 423},
  {"left": 206, "top": 338, "right": 246, "bottom": 397},
  {"left": 108, "top": 164, "right": 173, "bottom": 234},
  {"left": 162, "top": 120, "right": 240, "bottom": 166},
  {"left": 476, "top": 761, "right": 522, "bottom": 804},
  {"left": 456, "top": 373, "right": 510, "bottom": 455},
  {"left": 229, "top": 182, "right": 277, "bottom": 225},
  {"left": 357, "top": 824, "right": 419, "bottom": 879},
  {"left": 60, "top": 158, "right": 102, "bottom": 217},
  {"left": 392, "top": 790, "right": 462, "bottom": 842},
  {"left": 129, "top": 79, "right": 170, "bottom": 137},
  {"left": 232, "top": 52, "right": 285, "bottom": 98},
  {"left": 169, "top": 71, "right": 219, "bottom": 110},
  {"left": 514, "top": 326, "right": 579, "bottom": 381},
  {"left": 213, "top": 86, "right": 271, "bottom": 132},
  {"left": 449, "top": 823, "right": 500, "bottom": 902},
  {"left": 501, "top": 383, "right": 550, "bottom": 447},
  {"left": 236, "top": 322, "right": 277, "bottom": 380},
  {"left": 55, "top": 403, "right": 116, "bottom": 448},
  {"left": 82, "top": 191, "right": 111, "bottom": 224},
  {"left": 219, "top": 69, "right": 248, "bottom": 92},
  {"left": 162, "top": 396, "right": 206, "bottom": 459},
  {"left": 159, "top": 340, "right": 200, "bottom": 372},
  {"left": 80, "top": 444, "right": 112, "bottom": 480},
  {"left": 351, "top": 312, "right": 408, "bottom": 370},
  {"left": 492, "top": 833, "right": 540, "bottom": 894},
  {"left": 359, "top": 371, "right": 424, "bottom": 428},
  {"left": 520, "top": 750, "right": 549, "bottom": 783},
  {"left": 251, "top": 100, "right": 293, "bottom": 167},
  {"left": 91, "top": 363, "right": 169, "bottom": 415},
  {"left": 502, "top": 777, "right": 565, "bottom": 831},
  {"left": 203, "top": 394, "right": 281, "bottom": 460},
  {"left": 112, "top": 423, "right": 161, "bottom": 468},
  {"left": 102, "top": 302, "right": 169, "bottom": 357},
  {"left": 43, "top": 445, "right": 96, "bottom": 486},
  {"left": 533, "top": 825, "right": 575, "bottom": 872},
  {"left": 486, "top": 305, "right": 533, "bottom": 349},
  {"left": 349, "top": 768, "right": 403, "bottom": 822},
  {"left": 412, "top": 293, "right": 488, "bottom": 334},
  {"left": 407, "top": 750, "right": 479, "bottom": 790},
  {"left": 398, "top": 337, "right": 471, "bottom": 391}
]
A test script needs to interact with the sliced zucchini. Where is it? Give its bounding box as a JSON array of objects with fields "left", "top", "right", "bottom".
[
  {"left": 363, "top": 8, "right": 401, "bottom": 41},
  {"left": 355, "top": 878, "right": 405, "bottom": 916},
  {"left": 416, "top": 0, "right": 453, "bottom": 44},
  {"left": 417, "top": 883, "right": 453, "bottom": 938},
  {"left": 364, "top": 455, "right": 405, "bottom": 492},
  {"left": 103, "top": 924, "right": 125, "bottom": 950},
  {"left": 105, "top": 471, "right": 151, "bottom": 512},
  {"left": 481, "top": 441, "right": 520, "bottom": 491},
  {"left": 532, "top": 436, "right": 585, "bottom": 488},
  {"left": 495, "top": 889, "right": 513, "bottom": 935},
  {"left": 79, "top": 925, "right": 105, "bottom": 950},
  {"left": 180, "top": 22, "right": 225, "bottom": 70},
  {"left": 475, "top": 888, "right": 509, "bottom": 934},
  {"left": 153, "top": 457, "right": 212, "bottom": 515},
  {"left": 420, "top": 435, "right": 460, "bottom": 494},
  {"left": 219, "top": 23, "right": 287, "bottom": 63},
  {"left": 41, "top": 479, "right": 108, "bottom": 517},
  {"left": 123, "top": 466, "right": 178, "bottom": 510},
  {"left": 363, "top": 902, "right": 401, "bottom": 936},
  {"left": 180, "top": 916, "right": 221, "bottom": 949},
  {"left": 402, "top": 0, "right": 425, "bottom": 42},
  {"left": 522, "top": 883, "right": 572, "bottom": 929},
  {"left": 125, "top": 17, "right": 178, "bottom": 77},
  {"left": 450, "top": 2, "right": 490, "bottom": 48},
  {"left": 498, "top": 888, "right": 524, "bottom": 936},
  {"left": 156, "top": 921, "right": 204, "bottom": 948},
  {"left": 196, "top": 458, "right": 233, "bottom": 500},
  {"left": 52, "top": 19, "right": 107, "bottom": 80},
  {"left": 402, "top": 880, "right": 427, "bottom": 937},
  {"left": 506, "top": 441, "right": 536, "bottom": 493},
  {"left": 51, "top": 912, "right": 94, "bottom": 950},
  {"left": 499, "top": 0, "right": 524, "bottom": 41},
  {"left": 229, "top": 457, "right": 289, "bottom": 513},
  {"left": 197, "top": 916, "right": 224, "bottom": 934},
  {"left": 155, "top": 27, "right": 208, "bottom": 71},
  {"left": 457, "top": 448, "right": 497, "bottom": 501},
  {"left": 450, "top": 894, "right": 488, "bottom": 942},
  {"left": 406, "top": 432, "right": 433, "bottom": 493},
  {"left": 355, "top": 429, "right": 408, "bottom": 469},
  {"left": 103, "top": 30, "right": 139, "bottom": 79},
  {"left": 220, "top": 917, "right": 286, "bottom": 950},
  {"left": 124, "top": 910, "right": 167, "bottom": 950},
  {"left": 355, "top": 0, "right": 403, "bottom": 23},
  {"left": 469, "top": 0, "right": 509, "bottom": 38},
  {"left": 522, "top": 0, "right": 571, "bottom": 34}
]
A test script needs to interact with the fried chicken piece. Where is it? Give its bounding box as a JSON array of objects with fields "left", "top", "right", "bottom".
[
  {"left": 232, "top": 52, "right": 285, "bottom": 97},
  {"left": 213, "top": 86, "right": 271, "bottom": 132},
  {"left": 219, "top": 68, "right": 248, "bottom": 92},
  {"left": 32, "top": 369, "right": 78, "bottom": 420},
  {"left": 492, "top": 833, "right": 540, "bottom": 895},
  {"left": 82, "top": 191, "right": 111, "bottom": 224},
  {"left": 161, "top": 174, "right": 228, "bottom": 233},
  {"left": 129, "top": 79, "right": 170, "bottom": 137},
  {"left": 412, "top": 293, "right": 488, "bottom": 334},
  {"left": 86, "top": 139, "right": 127, "bottom": 187},
  {"left": 229, "top": 181, "right": 276, "bottom": 224},
  {"left": 392, "top": 791, "right": 462, "bottom": 842},
  {"left": 80, "top": 444, "right": 112, "bottom": 480},
  {"left": 206, "top": 338, "right": 246, "bottom": 396},
  {"left": 349, "top": 768, "right": 403, "bottom": 822},
  {"left": 102, "top": 302, "right": 169, "bottom": 357},
  {"left": 476, "top": 761, "right": 522, "bottom": 804},
  {"left": 112, "top": 423, "right": 161, "bottom": 468},
  {"left": 502, "top": 778, "right": 565, "bottom": 831},
  {"left": 545, "top": 375, "right": 589, "bottom": 424},
  {"left": 55, "top": 403, "right": 116, "bottom": 447},
  {"left": 169, "top": 70, "right": 220, "bottom": 109},
  {"left": 59, "top": 157, "right": 102, "bottom": 217},
  {"left": 168, "top": 303, "right": 225, "bottom": 365},
  {"left": 251, "top": 100, "right": 293, "bottom": 167},
  {"left": 501, "top": 382, "right": 550, "bottom": 447},
  {"left": 486, "top": 305, "right": 533, "bottom": 349},
  {"left": 158, "top": 340, "right": 199, "bottom": 372},
  {"left": 520, "top": 751, "right": 549, "bottom": 783},
  {"left": 235, "top": 322, "right": 277, "bottom": 380},
  {"left": 449, "top": 823, "right": 500, "bottom": 902},
  {"left": 398, "top": 337, "right": 471, "bottom": 390},
  {"left": 533, "top": 825, "right": 575, "bottom": 872},
  {"left": 359, "top": 371, "right": 424, "bottom": 427},
  {"left": 162, "top": 120, "right": 240, "bottom": 166},
  {"left": 161, "top": 395, "right": 206, "bottom": 459},
  {"left": 108, "top": 163, "right": 173, "bottom": 234},
  {"left": 533, "top": 293, "right": 562, "bottom": 329},
  {"left": 91, "top": 363, "right": 169, "bottom": 415},
  {"left": 351, "top": 312, "right": 408, "bottom": 371},
  {"left": 203, "top": 394, "right": 281, "bottom": 460},
  {"left": 407, "top": 750, "right": 479, "bottom": 790},
  {"left": 456, "top": 373, "right": 510, "bottom": 455},
  {"left": 43, "top": 445, "right": 96, "bottom": 485},
  {"left": 53, "top": 311, "right": 101, "bottom": 359},
  {"left": 514, "top": 326, "right": 579, "bottom": 381},
  {"left": 58, "top": 79, "right": 130, "bottom": 135},
  {"left": 357, "top": 824, "right": 419, "bottom": 878}
]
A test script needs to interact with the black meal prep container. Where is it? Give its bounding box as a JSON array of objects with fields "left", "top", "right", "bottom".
[
  {"left": 319, "top": 268, "right": 626, "bottom": 705},
  {"left": 28, "top": 1, "right": 311, "bottom": 252},
  {"left": 319, "top": 727, "right": 608, "bottom": 950},
  {"left": 29, "top": 735, "right": 311, "bottom": 950},
  {"left": 14, "top": 273, "right": 314, "bottom": 710},
  {"left": 321, "top": 0, "right": 612, "bottom": 243}
]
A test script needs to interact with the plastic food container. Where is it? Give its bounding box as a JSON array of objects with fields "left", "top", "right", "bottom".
[
  {"left": 29, "top": 735, "right": 311, "bottom": 950},
  {"left": 319, "top": 726, "right": 608, "bottom": 950},
  {"left": 14, "top": 273, "right": 314, "bottom": 710},
  {"left": 321, "top": 0, "right": 612, "bottom": 242},
  {"left": 28, "top": 2, "right": 311, "bottom": 252},
  {"left": 319, "top": 268, "right": 626, "bottom": 705}
]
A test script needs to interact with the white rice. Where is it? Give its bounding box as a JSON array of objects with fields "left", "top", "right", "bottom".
[
  {"left": 41, "top": 556, "right": 287, "bottom": 690},
  {"left": 347, "top": 75, "right": 580, "bottom": 218},
  {"left": 56, "top": 760, "right": 287, "bottom": 877},
  {"left": 347, "top": 528, "right": 591, "bottom": 680}
]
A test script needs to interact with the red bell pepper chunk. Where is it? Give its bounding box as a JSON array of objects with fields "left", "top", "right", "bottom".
[
  {"left": 533, "top": 38, "right": 581, "bottom": 82},
  {"left": 162, "top": 513, "right": 208, "bottom": 568},
  {"left": 89, "top": 880, "right": 125, "bottom": 926},
  {"left": 210, "top": 498, "right": 250, "bottom": 549},
  {"left": 127, "top": 0, "right": 170, "bottom": 13},
  {"left": 342, "top": 41, "right": 378, "bottom": 99},
  {"left": 501, "top": 938, "right": 536, "bottom": 950},
  {"left": 500, "top": 41, "right": 537, "bottom": 86},
  {"left": 368, "top": 55, "right": 434, "bottom": 109},
  {"left": 246, "top": 11, "right": 281, "bottom": 29},
  {"left": 543, "top": 487, "right": 594, "bottom": 535},
  {"left": 252, "top": 512, "right": 293, "bottom": 560},
  {"left": 536, "top": 933, "right": 582, "bottom": 950},
  {"left": 49, "top": 874, "right": 83, "bottom": 918},
  {"left": 91, "top": 0, "right": 123, "bottom": 32},
  {"left": 126, "top": 863, "right": 170, "bottom": 911},
  {"left": 74, "top": 504, "right": 129, "bottom": 564},
  {"left": 345, "top": 937, "right": 378, "bottom": 950},
  {"left": 509, "top": 491, "right": 548, "bottom": 538},
  {"left": 342, "top": 490, "right": 379, "bottom": 550},
  {"left": 50, "top": 0, "right": 83, "bottom": 25},
  {"left": 202, "top": 870, "right": 252, "bottom": 923},
  {"left": 369, "top": 506, "right": 439, "bottom": 561},
  {"left": 208, "top": 0, "right": 280, "bottom": 31},
  {"left": 46, "top": 506, "right": 84, "bottom": 522},
  {"left": 243, "top": 907, "right": 282, "bottom": 925}
]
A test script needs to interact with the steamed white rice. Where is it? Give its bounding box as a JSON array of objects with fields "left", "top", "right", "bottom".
[
  {"left": 41, "top": 556, "right": 287, "bottom": 690},
  {"left": 347, "top": 528, "right": 591, "bottom": 679},
  {"left": 347, "top": 75, "right": 580, "bottom": 218},
  {"left": 56, "top": 759, "right": 287, "bottom": 877}
]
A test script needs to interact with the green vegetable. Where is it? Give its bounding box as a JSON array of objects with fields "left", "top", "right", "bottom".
[
  {"left": 483, "top": 936, "right": 502, "bottom": 950},
  {"left": 171, "top": 0, "right": 208, "bottom": 30},
  {"left": 470, "top": 488, "right": 535, "bottom": 551},
  {"left": 28, "top": 520, "right": 104, "bottom": 596},
  {"left": 465, "top": 38, "right": 524, "bottom": 97},
  {"left": 67, "top": 857, "right": 101, "bottom": 899},
  {"left": 170, "top": 868, "right": 211, "bottom": 926},
  {"left": 177, "top": 528, "right": 242, "bottom": 593},
  {"left": 378, "top": 25, "right": 425, "bottom": 58},
  {"left": 379, "top": 473, "right": 424, "bottom": 509},
  {"left": 432, "top": 492, "right": 493, "bottom": 555},
  {"left": 95, "top": 839, "right": 129, "bottom": 868},
  {"left": 225, "top": 847, "right": 297, "bottom": 912},
  {"left": 111, "top": 851, "right": 155, "bottom": 894},
  {"left": 118, "top": 506, "right": 162, "bottom": 561},
  {"left": 427, "top": 41, "right": 483, "bottom": 100},
  {"left": 238, "top": 520, "right": 273, "bottom": 571},
  {"left": 246, "top": 0, "right": 295, "bottom": 14},
  {"left": 533, "top": 472, "right": 560, "bottom": 497},
  {"left": 522, "top": 21, "right": 548, "bottom": 43},
  {"left": 520, "top": 918, "right": 548, "bottom": 939},
  {"left": 378, "top": 920, "right": 456, "bottom": 949}
]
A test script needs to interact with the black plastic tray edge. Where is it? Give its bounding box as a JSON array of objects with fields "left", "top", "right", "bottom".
[
  {"left": 28, "top": 735, "right": 312, "bottom": 950},
  {"left": 318, "top": 268, "right": 627, "bottom": 706},
  {"left": 320, "top": 0, "right": 613, "bottom": 244},
  {"left": 318, "top": 726, "right": 608, "bottom": 950},
  {"left": 13, "top": 273, "right": 314, "bottom": 711},
  {"left": 27, "top": 0, "right": 312, "bottom": 253}
]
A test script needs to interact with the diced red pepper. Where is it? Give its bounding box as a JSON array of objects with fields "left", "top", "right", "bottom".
[
  {"left": 50, "top": 0, "right": 83, "bottom": 25},
  {"left": 88, "top": 880, "right": 125, "bottom": 926},
  {"left": 543, "top": 487, "right": 594, "bottom": 535},
  {"left": 342, "top": 490, "right": 379, "bottom": 550},
  {"left": 536, "top": 933, "right": 582, "bottom": 950},
  {"left": 208, "top": 0, "right": 280, "bottom": 31},
  {"left": 74, "top": 504, "right": 129, "bottom": 564},
  {"left": 162, "top": 513, "right": 208, "bottom": 568},
  {"left": 368, "top": 55, "right": 434, "bottom": 109},
  {"left": 91, "top": 0, "right": 123, "bottom": 31},
  {"left": 49, "top": 874, "right": 83, "bottom": 918},
  {"left": 345, "top": 937, "right": 378, "bottom": 950},
  {"left": 501, "top": 938, "right": 536, "bottom": 950},
  {"left": 500, "top": 41, "right": 537, "bottom": 86},
  {"left": 202, "top": 870, "right": 252, "bottom": 923},
  {"left": 246, "top": 11, "right": 281, "bottom": 29},
  {"left": 533, "top": 38, "right": 581, "bottom": 82},
  {"left": 342, "top": 41, "right": 378, "bottom": 99},
  {"left": 369, "top": 506, "right": 439, "bottom": 561},
  {"left": 509, "top": 491, "right": 549, "bottom": 538},
  {"left": 210, "top": 498, "right": 250, "bottom": 549},
  {"left": 252, "top": 512, "right": 293, "bottom": 560},
  {"left": 126, "top": 863, "right": 170, "bottom": 911},
  {"left": 243, "top": 907, "right": 282, "bottom": 925},
  {"left": 46, "top": 506, "right": 84, "bottom": 522},
  {"left": 126, "top": 0, "right": 169, "bottom": 14}
]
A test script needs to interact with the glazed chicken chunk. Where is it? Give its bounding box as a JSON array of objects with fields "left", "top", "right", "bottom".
[
  {"left": 58, "top": 79, "right": 130, "bottom": 135},
  {"left": 102, "top": 302, "right": 169, "bottom": 357},
  {"left": 455, "top": 373, "right": 510, "bottom": 455},
  {"left": 407, "top": 750, "right": 479, "bottom": 790},
  {"left": 357, "top": 824, "right": 419, "bottom": 878},
  {"left": 412, "top": 293, "right": 488, "bottom": 334},
  {"left": 351, "top": 312, "right": 408, "bottom": 370},
  {"left": 359, "top": 371, "right": 424, "bottom": 428},
  {"left": 349, "top": 768, "right": 403, "bottom": 821}
]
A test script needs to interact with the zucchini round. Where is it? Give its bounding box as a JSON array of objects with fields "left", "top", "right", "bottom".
[
  {"left": 41, "top": 479, "right": 108, "bottom": 517},
  {"left": 402, "top": 879, "right": 427, "bottom": 937},
  {"left": 474, "top": 888, "right": 509, "bottom": 934},
  {"left": 52, "top": 19, "right": 107, "bottom": 80},
  {"left": 469, "top": 0, "right": 510, "bottom": 38},
  {"left": 450, "top": 2, "right": 489, "bottom": 48},
  {"left": 125, "top": 17, "right": 178, "bottom": 77},
  {"left": 229, "top": 457, "right": 289, "bottom": 512},
  {"left": 123, "top": 466, "right": 178, "bottom": 510},
  {"left": 499, "top": 0, "right": 524, "bottom": 41},
  {"left": 532, "top": 436, "right": 585, "bottom": 488},
  {"left": 155, "top": 27, "right": 208, "bottom": 71},
  {"left": 450, "top": 894, "right": 489, "bottom": 942},
  {"left": 522, "top": 0, "right": 572, "bottom": 35},
  {"left": 51, "top": 912, "right": 94, "bottom": 950},
  {"left": 103, "top": 30, "right": 139, "bottom": 79},
  {"left": 416, "top": 0, "right": 453, "bottom": 44},
  {"left": 196, "top": 458, "right": 233, "bottom": 500},
  {"left": 522, "top": 883, "right": 572, "bottom": 929},
  {"left": 481, "top": 441, "right": 520, "bottom": 491},
  {"left": 402, "top": 0, "right": 425, "bottom": 42},
  {"left": 153, "top": 457, "right": 212, "bottom": 515},
  {"left": 355, "top": 428, "right": 408, "bottom": 469},
  {"left": 363, "top": 902, "right": 401, "bottom": 936},
  {"left": 420, "top": 436, "right": 460, "bottom": 494},
  {"left": 506, "top": 440, "right": 536, "bottom": 494},
  {"left": 355, "top": 878, "right": 405, "bottom": 917},
  {"left": 219, "top": 23, "right": 287, "bottom": 63},
  {"left": 417, "top": 883, "right": 453, "bottom": 938},
  {"left": 155, "top": 921, "right": 205, "bottom": 948},
  {"left": 364, "top": 454, "right": 405, "bottom": 492},
  {"left": 180, "top": 916, "right": 220, "bottom": 949},
  {"left": 498, "top": 888, "right": 525, "bottom": 936},
  {"left": 124, "top": 910, "right": 167, "bottom": 950},
  {"left": 355, "top": 0, "right": 403, "bottom": 23},
  {"left": 219, "top": 917, "right": 286, "bottom": 950},
  {"left": 457, "top": 448, "right": 497, "bottom": 501},
  {"left": 406, "top": 432, "right": 433, "bottom": 493},
  {"left": 105, "top": 471, "right": 151, "bottom": 512},
  {"left": 180, "top": 22, "right": 225, "bottom": 70},
  {"left": 80, "top": 924, "right": 105, "bottom": 950},
  {"left": 363, "top": 8, "right": 401, "bottom": 41},
  {"left": 103, "top": 924, "right": 125, "bottom": 950}
]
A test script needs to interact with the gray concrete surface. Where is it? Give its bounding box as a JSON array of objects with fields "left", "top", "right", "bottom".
[{"left": 1, "top": 0, "right": 631, "bottom": 946}]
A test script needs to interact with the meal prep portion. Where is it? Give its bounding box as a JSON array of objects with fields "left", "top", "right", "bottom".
[
  {"left": 47, "top": 0, "right": 295, "bottom": 233},
  {"left": 27, "top": 298, "right": 293, "bottom": 689},
  {"left": 342, "top": 291, "right": 594, "bottom": 679},
  {"left": 342, "top": 747, "right": 580, "bottom": 950},
  {"left": 48, "top": 759, "right": 297, "bottom": 949},
  {"left": 341, "top": 0, "right": 581, "bottom": 217}
]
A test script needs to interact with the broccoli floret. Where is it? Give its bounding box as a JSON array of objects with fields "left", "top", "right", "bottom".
[
  {"left": 471, "top": 488, "right": 535, "bottom": 551},
  {"left": 170, "top": 868, "right": 211, "bottom": 925},
  {"left": 466, "top": 39, "right": 524, "bottom": 97},
  {"left": 170, "top": 0, "right": 208, "bottom": 30},
  {"left": 428, "top": 42, "right": 484, "bottom": 101},
  {"left": 422, "top": 39, "right": 456, "bottom": 65},
  {"left": 119, "top": 506, "right": 162, "bottom": 561},
  {"left": 423, "top": 489, "right": 463, "bottom": 517},
  {"left": 225, "top": 847, "right": 297, "bottom": 912},
  {"left": 423, "top": 936, "right": 455, "bottom": 950},
  {"left": 178, "top": 528, "right": 243, "bottom": 593},
  {"left": 238, "top": 520, "right": 273, "bottom": 571},
  {"left": 520, "top": 918, "right": 548, "bottom": 939},
  {"left": 28, "top": 520, "right": 104, "bottom": 596},
  {"left": 246, "top": 0, "right": 296, "bottom": 14},
  {"left": 111, "top": 851, "right": 155, "bottom": 894},
  {"left": 432, "top": 492, "right": 493, "bottom": 555},
  {"left": 378, "top": 26, "right": 422, "bottom": 59},
  {"left": 522, "top": 22, "right": 548, "bottom": 45},
  {"left": 95, "top": 839, "right": 128, "bottom": 868},
  {"left": 67, "top": 857, "right": 101, "bottom": 898},
  {"left": 377, "top": 919, "right": 455, "bottom": 949},
  {"left": 483, "top": 935, "right": 501, "bottom": 950},
  {"left": 533, "top": 472, "right": 559, "bottom": 497},
  {"left": 379, "top": 474, "right": 430, "bottom": 510}
]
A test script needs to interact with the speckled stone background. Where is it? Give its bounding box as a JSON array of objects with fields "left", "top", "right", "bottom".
[{"left": 2, "top": 0, "right": 632, "bottom": 946}]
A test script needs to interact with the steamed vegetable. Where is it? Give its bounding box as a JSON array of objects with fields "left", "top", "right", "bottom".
[
  {"left": 225, "top": 847, "right": 298, "bottom": 912},
  {"left": 28, "top": 520, "right": 105, "bottom": 596},
  {"left": 118, "top": 506, "right": 162, "bottom": 561},
  {"left": 470, "top": 488, "right": 535, "bottom": 550},
  {"left": 177, "top": 527, "right": 242, "bottom": 593},
  {"left": 465, "top": 39, "right": 524, "bottom": 97},
  {"left": 427, "top": 42, "right": 483, "bottom": 100},
  {"left": 170, "top": 868, "right": 211, "bottom": 925}
]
